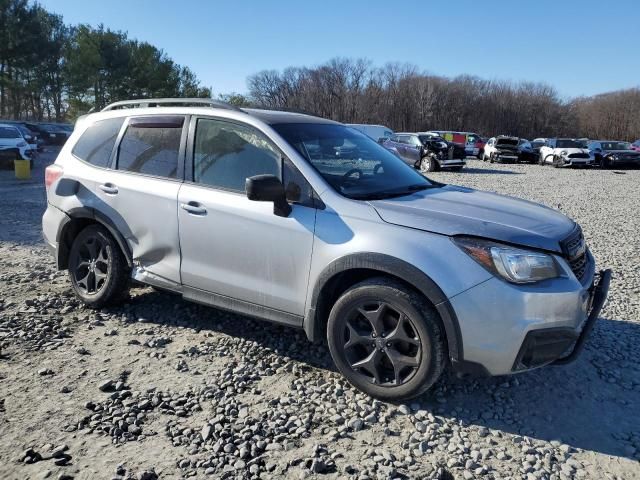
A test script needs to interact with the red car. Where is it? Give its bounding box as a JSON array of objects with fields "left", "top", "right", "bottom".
[{"left": 630, "top": 140, "right": 640, "bottom": 152}]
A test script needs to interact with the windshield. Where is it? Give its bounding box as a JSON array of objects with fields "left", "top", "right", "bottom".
[
  {"left": 0, "top": 126, "right": 21, "bottom": 139},
  {"left": 273, "top": 123, "right": 434, "bottom": 200},
  {"left": 601, "top": 141, "right": 631, "bottom": 150},
  {"left": 556, "top": 139, "right": 582, "bottom": 148}
]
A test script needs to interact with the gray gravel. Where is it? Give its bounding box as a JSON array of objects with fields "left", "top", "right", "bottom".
[{"left": 0, "top": 153, "right": 638, "bottom": 479}]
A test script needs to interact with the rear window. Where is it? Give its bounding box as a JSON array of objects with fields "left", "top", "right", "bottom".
[
  {"left": 72, "top": 117, "right": 124, "bottom": 167},
  {"left": 116, "top": 116, "right": 183, "bottom": 178},
  {"left": 0, "top": 126, "right": 21, "bottom": 139}
]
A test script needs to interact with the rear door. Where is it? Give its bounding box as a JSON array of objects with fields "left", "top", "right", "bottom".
[
  {"left": 177, "top": 116, "right": 316, "bottom": 316},
  {"left": 94, "top": 115, "right": 185, "bottom": 284}
]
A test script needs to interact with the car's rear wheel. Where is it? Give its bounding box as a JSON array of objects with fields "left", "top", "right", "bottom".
[
  {"left": 420, "top": 154, "right": 438, "bottom": 173},
  {"left": 68, "top": 225, "right": 129, "bottom": 308},
  {"left": 327, "top": 278, "right": 445, "bottom": 401}
]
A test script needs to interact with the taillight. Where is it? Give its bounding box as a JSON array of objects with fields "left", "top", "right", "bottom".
[{"left": 45, "top": 164, "right": 63, "bottom": 191}]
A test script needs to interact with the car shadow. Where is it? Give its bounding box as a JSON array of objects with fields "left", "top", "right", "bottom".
[{"left": 111, "top": 290, "right": 639, "bottom": 461}]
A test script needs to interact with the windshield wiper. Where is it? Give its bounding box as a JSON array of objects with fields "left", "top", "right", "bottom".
[{"left": 349, "top": 184, "right": 432, "bottom": 200}]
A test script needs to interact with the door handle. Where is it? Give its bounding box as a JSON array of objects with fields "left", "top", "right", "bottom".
[
  {"left": 99, "top": 183, "right": 118, "bottom": 195},
  {"left": 181, "top": 202, "right": 207, "bottom": 215}
]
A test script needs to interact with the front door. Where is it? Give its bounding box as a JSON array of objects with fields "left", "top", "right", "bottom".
[{"left": 178, "top": 117, "right": 316, "bottom": 316}]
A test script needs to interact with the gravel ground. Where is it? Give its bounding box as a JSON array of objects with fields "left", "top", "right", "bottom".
[{"left": 0, "top": 152, "right": 638, "bottom": 480}]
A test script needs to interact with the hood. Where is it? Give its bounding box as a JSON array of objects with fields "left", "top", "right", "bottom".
[{"left": 370, "top": 185, "right": 575, "bottom": 252}]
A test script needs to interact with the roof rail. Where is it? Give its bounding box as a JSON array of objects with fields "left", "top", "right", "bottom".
[{"left": 101, "top": 98, "right": 245, "bottom": 113}]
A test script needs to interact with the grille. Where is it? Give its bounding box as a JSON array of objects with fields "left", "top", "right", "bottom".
[
  {"left": 561, "top": 226, "right": 589, "bottom": 281},
  {"left": 568, "top": 153, "right": 590, "bottom": 159}
]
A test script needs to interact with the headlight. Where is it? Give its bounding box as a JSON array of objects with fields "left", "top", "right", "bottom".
[
  {"left": 453, "top": 237, "right": 560, "bottom": 284},
  {"left": 560, "top": 150, "right": 568, "bottom": 156}
]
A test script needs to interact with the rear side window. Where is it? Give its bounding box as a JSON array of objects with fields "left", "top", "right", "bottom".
[
  {"left": 72, "top": 117, "right": 124, "bottom": 167},
  {"left": 193, "top": 118, "right": 280, "bottom": 192},
  {"left": 117, "top": 116, "right": 184, "bottom": 178}
]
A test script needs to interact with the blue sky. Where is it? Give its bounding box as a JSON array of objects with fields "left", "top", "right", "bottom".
[{"left": 40, "top": 0, "right": 639, "bottom": 98}]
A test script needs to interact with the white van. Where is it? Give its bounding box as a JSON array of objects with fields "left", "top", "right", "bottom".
[{"left": 347, "top": 124, "right": 394, "bottom": 143}]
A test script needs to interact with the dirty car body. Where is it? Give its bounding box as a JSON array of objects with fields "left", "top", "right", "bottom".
[{"left": 42, "top": 99, "right": 611, "bottom": 400}]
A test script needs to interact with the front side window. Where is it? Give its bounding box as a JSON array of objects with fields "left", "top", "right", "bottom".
[
  {"left": 601, "top": 141, "right": 631, "bottom": 150},
  {"left": 273, "top": 123, "right": 433, "bottom": 200},
  {"left": 72, "top": 117, "right": 124, "bottom": 168},
  {"left": 193, "top": 118, "right": 280, "bottom": 192},
  {"left": 117, "top": 116, "right": 183, "bottom": 178}
]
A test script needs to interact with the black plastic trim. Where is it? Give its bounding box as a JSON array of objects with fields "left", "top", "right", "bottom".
[
  {"left": 57, "top": 206, "right": 133, "bottom": 269},
  {"left": 183, "top": 286, "right": 303, "bottom": 328},
  {"left": 305, "top": 253, "right": 463, "bottom": 362}
]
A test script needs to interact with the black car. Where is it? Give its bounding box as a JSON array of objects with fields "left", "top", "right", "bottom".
[
  {"left": 383, "top": 133, "right": 466, "bottom": 172},
  {"left": 587, "top": 140, "right": 640, "bottom": 168}
]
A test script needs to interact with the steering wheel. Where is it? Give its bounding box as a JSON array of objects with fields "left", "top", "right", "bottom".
[{"left": 343, "top": 168, "right": 363, "bottom": 179}]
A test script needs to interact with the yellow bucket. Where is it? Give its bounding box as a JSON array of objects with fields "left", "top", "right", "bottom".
[{"left": 14, "top": 159, "right": 31, "bottom": 180}]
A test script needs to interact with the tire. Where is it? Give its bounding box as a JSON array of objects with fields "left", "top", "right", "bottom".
[
  {"left": 477, "top": 149, "right": 484, "bottom": 160},
  {"left": 68, "top": 224, "right": 130, "bottom": 308},
  {"left": 552, "top": 155, "right": 562, "bottom": 168},
  {"left": 326, "top": 277, "right": 445, "bottom": 401},
  {"left": 489, "top": 153, "right": 496, "bottom": 164},
  {"left": 419, "top": 155, "right": 438, "bottom": 173},
  {"left": 600, "top": 156, "right": 611, "bottom": 169}
]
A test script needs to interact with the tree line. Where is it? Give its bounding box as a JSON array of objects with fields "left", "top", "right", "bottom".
[
  {"left": 0, "top": 0, "right": 210, "bottom": 121},
  {"left": 2, "top": 0, "right": 639, "bottom": 141},
  {"left": 247, "top": 58, "right": 640, "bottom": 141}
]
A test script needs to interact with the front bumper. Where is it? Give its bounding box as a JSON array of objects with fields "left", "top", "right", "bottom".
[
  {"left": 513, "top": 269, "right": 611, "bottom": 370},
  {"left": 449, "top": 255, "right": 610, "bottom": 376},
  {"left": 439, "top": 158, "right": 466, "bottom": 168}
]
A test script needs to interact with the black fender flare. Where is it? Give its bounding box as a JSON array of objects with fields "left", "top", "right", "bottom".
[
  {"left": 56, "top": 206, "right": 133, "bottom": 269},
  {"left": 304, "top": 253, "right": 463, "bottom": 362}
]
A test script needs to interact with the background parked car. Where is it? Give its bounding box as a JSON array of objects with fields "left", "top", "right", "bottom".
[
  {"left": 346, "top": 124, "right": 393, "bottom": 143},
  {"left": 538, "top": 138, "right": 591, "bottom": 168},
  {"left": 40, "top": 123, "right": 72, "bottom": 145},
  {"left": 0, "top": 121, "right": 40, "bottom": 154},
  {"left": 482, "top": 136, "right": 520, "bottom": 163},
  {"left": 428, "top": 131, "right": 482, "bottom": 157},
  {"left": 530, "top": 138, "right": 546, "bottom": 158},
  {"left": 384, "top": 133, "right": 465, "bottom": 171},
  {"left": 630, "top": 140, "right": 640, "bottom": 152},
  {"left": 587, "top": 140, "right": 640, "bottom": 168},
  {"left": 517, "top": 138, "right": 538, "bottom": 163},
  {"left": 0, "top": 123, "right": 32, "bottom": 166}
]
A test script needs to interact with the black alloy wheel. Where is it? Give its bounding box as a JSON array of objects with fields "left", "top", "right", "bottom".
[
  {"left": 68, "top": 225, "right": 129, "bottom": 308},
  {"left": 342, "top": 301, "right": 421, "bottom": 386},
  {"left": 71, "top": 234, "right": 109, "bottom": 295},
  {"left": 327, "top": 278, "right": 445, "bottom": 401}
]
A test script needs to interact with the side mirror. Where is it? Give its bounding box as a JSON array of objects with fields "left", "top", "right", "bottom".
[{"left": 246, "top": 174, "right": 291, "bottom": 217}]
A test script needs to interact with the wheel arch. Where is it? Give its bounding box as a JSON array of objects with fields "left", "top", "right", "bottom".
[
  {"left": 304, "top": 253, "right": 463, "bottom": 362},
  {"left": 56, "top": 207, "right": 133, "bottom": 270}
]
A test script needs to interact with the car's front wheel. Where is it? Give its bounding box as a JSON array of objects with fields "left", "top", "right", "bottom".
[
  {"left": 419, "top": 154, "right": 438, "bottom": 173},
  {"left": 327, "top": 278, "right": 445, "bottom": 401},
  {"left": 68, "top": 224, "right": 130, "bottom": 308}
]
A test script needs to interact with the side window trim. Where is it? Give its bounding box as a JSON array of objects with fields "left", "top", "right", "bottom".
[{"left": 111, "top": 114, "right": 189, "bottom": 181}]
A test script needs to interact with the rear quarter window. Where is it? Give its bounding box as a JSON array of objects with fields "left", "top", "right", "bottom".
[{"left": 72, "top": 117, "right": 124, "bottom": 167}]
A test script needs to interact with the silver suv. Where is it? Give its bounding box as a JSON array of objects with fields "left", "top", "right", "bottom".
[{"left": 43, "top": 99, "right": 611, "bottom": 401}]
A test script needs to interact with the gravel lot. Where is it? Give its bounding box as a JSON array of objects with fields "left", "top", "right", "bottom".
[{"left": 0, "top": 151, "right": 638, "bottom": 480}]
